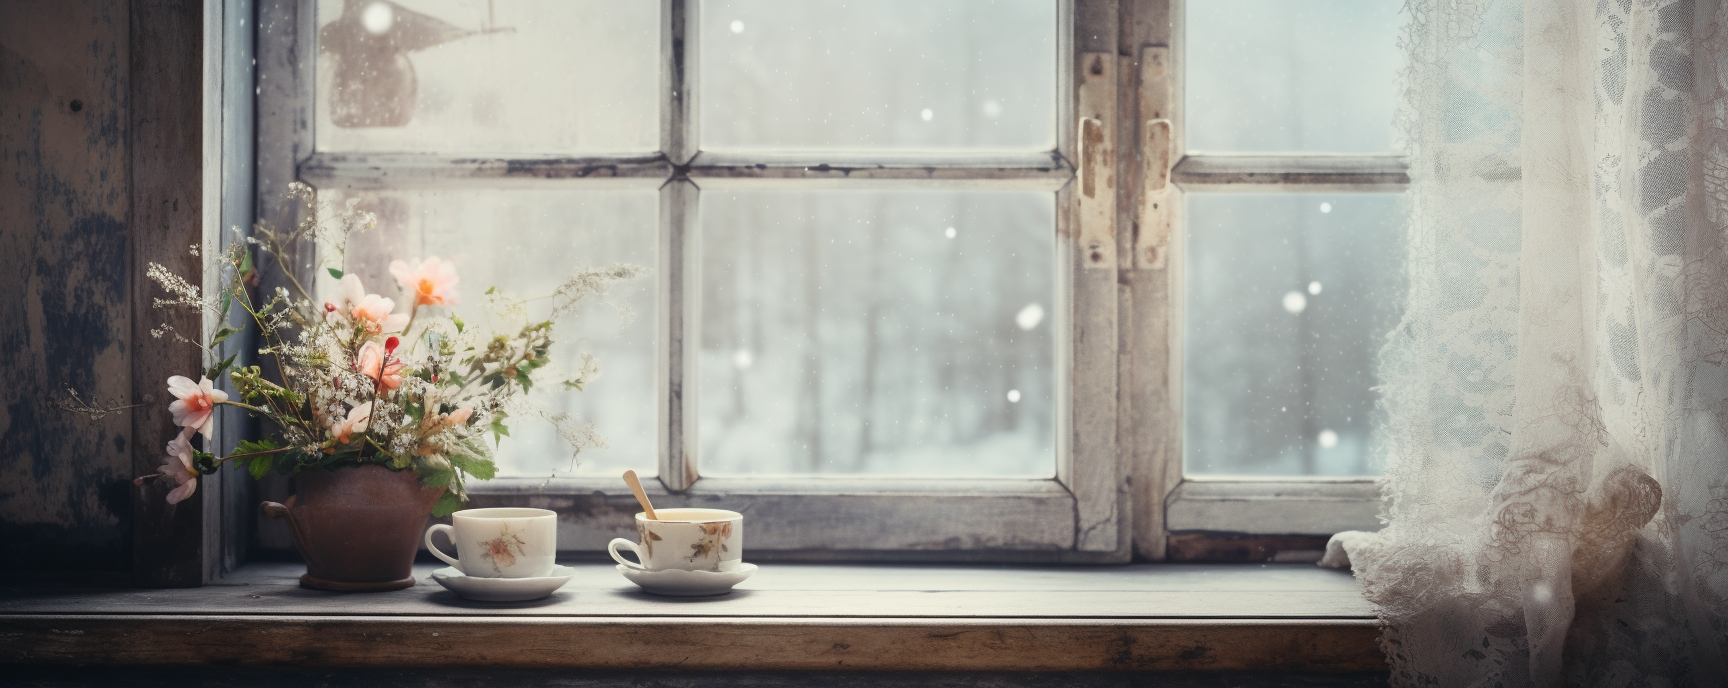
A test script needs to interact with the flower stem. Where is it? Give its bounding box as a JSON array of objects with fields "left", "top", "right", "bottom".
[
  {"left": 215, "top": 399, "right": 271, "bottom": 415},
  {"left": 217, "top": 447, "right": 290, "bottom": 463}
]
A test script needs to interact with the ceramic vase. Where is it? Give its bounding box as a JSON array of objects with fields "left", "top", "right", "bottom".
[{"left": 261, "top": 464, "right": 444, "bottom": 592}]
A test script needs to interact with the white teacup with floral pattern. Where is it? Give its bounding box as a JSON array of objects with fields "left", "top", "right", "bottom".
[
  {"left": 425, "top": 507, "right": 557, "bottom": 578},
  {"left": 608, "top": 508, "right": 743, "bottom": 573}
]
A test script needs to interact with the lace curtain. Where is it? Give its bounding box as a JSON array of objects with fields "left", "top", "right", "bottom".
[{"left": 1322, "top": 0, "right": 1728, "bottom": 684}]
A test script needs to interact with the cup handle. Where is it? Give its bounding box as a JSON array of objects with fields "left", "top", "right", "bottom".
[
  {"left": 425, "top": 524, "right": 462, "bottom": 571},
  {"left": 608, "top": 538, "right": 648, "bottom": 571}
]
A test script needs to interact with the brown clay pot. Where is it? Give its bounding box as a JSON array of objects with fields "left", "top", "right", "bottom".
[{"left": 261, "top": 464, "right": 445, "bottom": 592}]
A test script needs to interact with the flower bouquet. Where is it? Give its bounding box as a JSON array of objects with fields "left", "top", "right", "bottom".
[{"left": 100, "top": 184, "right": 641, "bottom": 589}]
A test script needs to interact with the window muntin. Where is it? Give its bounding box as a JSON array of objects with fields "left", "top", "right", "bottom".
[
  {"left": 1184, "top": 0, "right": 1401, "bottom": 153},
  {"left": 1183, "top": 193, "right": 1404, "bottom": 477},
  {"left": 313, "top": 0, "right": 661, "bottom": 154},
  {"left": 699, "top": 189, "right": 1056, "bottom": 476},
  {"left": 700, "top": 0, "right": 1057, "bottom": 151}
]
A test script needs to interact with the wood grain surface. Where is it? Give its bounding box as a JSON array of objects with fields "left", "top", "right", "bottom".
[
  {"left": 1, "top": 562, "right": 1382, "bottom": 671},
  {"left": 0, "top": 666, "right": 1396, "bottom": 688},
  {"left": 0, "top": 0, "right": 136, "bottom": 588},
  {"left": 128, "top": 0, "right": 207, "bottom": 589},
  {"left": 0, "top": 615, "right": 1382, "bottom": 671}
]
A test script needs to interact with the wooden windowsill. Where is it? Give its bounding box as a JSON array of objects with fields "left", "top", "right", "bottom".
[{"left": 0, "top": 562, "right": 1381, "bottom": 672}]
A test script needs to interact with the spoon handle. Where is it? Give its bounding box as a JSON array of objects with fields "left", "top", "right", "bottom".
[{"left": 623, "top": 470, "right": 658, "bottom": 520}]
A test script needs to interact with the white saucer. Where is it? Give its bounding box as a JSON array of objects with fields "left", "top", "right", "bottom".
[
  {"left": 430, "top": 565, "right": 575, "bottom": 602},
  {"left": 618, "top": 563, "right": 757, "bottom": 596}
]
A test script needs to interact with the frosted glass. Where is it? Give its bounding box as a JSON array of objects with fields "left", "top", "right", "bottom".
[
  {"left": 1186, "top": 0, "right": 1402, "bottom": 153},
  {"left": 699, "top": 191, "right": 1055, "bottom": 475},
  {"left": 701, "top": 0, "right": 1057, "bottom": 151},
  {"left": 325, "top": 189, "right": 658, "bottom": 477},
  {"left": 1184, "top": 194, "right": 1405, "bottom": 476},
  {"left": 315, "top": 0, "right": 659, "bottom": 154}
]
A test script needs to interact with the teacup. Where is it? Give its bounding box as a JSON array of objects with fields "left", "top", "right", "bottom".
[
  {"left": 425, "top": 507, "right": 557, "bottom": 578},
  {"left": 608, "top": 508, "right": 743, "bottom": 573}
]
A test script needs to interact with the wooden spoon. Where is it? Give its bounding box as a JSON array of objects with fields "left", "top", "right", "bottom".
[{"left": 622, "top": 470, "right": 658, "bottom": 520}]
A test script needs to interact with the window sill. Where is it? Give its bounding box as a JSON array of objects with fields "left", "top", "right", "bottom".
[{"left": 0, "top": 563, "right": 1380, "bottom": 672}]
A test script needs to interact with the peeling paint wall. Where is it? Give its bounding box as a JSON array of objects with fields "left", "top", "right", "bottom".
[{"left": 0, "top": 1, "right": 134, "bottom": 583}]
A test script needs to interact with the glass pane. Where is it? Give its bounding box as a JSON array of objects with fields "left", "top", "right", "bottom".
[
  {"left": 325, "top": 189, "right": 658, "bottom": 477},
  {"left": 700, "top": 191, "right": 1055, "bottom": 475},
  {"left": 701, "top": 0, "right": 1057, "bottom": 151},
  {"left": 315, "top": 0, "right": 659, "bottom": 154},
  {"left": 1185, "top": 0, "right": 1401, "bottom": 153},
  {"left": 1184, "top": 194, "right": 1405, "bottom": 476}
]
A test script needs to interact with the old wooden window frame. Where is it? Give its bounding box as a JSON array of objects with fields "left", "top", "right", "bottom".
[
  {"left": 1130, "top": 0, "right": 1400, "bottom": 558},
  {"left": 233, "top": 0, "right": 1403, "bottom": 568},
  {"left": 250, "top": 0, "right": 1138, "bottom": 563}
]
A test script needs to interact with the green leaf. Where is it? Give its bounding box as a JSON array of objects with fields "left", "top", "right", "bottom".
[
  {"left": 449, "top": 456, "right": 497, "bottom": 482},
  {"left": 418, "top": 459, "right": 454, "bottom": 489},
  {"left": 230, "top": 440, "right": 280, "bottom": 479},
  {"left": 210, "top": 326, "right": 241, "bottom": 347},
  {"left": 452, "top": 316, "right": 465, "bottom": 333},
  {"left": 206, "top": 352, "right": 239, "bottom": 381},
  {"left": 236, "top": 438, "right": 279, "bottom": 454},
  {"left": 238, "top": 249, "right": 254, "bottom": 275},
  {"left": 449, "top": 447, "right": 497, "bottom": 481},
  {"left": 431, "top": 490, "right": 466, "bottom": 517},
  {"left": 490, "top": 417, "right": 511, "bottom": 446},
  {"left": 327, "top": 268, "right": 344, "bottom": 279},
  {"left": 246, "top": 455, "right": 276, "bottom": 480},
  {"left": 485, "top": 286, "right": 496, "bottom": 295}
]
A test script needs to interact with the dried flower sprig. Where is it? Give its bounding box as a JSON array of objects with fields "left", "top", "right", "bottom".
[{"left": 53, "top": 387, "right": 147, "bottom": 421}]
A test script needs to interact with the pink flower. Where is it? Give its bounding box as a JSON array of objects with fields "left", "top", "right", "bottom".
[
  {"left": 329, "top": 402, "right": 372, "bottom": 444},
  {"left": 389, "top": 257, "right": 459, "bottom": 307},
  {"left": 160, "top": 428, "right": 199, "bottom": 505},
  {"left": 167, "top": 376, "right": 227, "bottom": 440},
  {"left": 357, "top": 341, "right": 406, "bottom": 391},
  {"left": 443, "top": 406, "right": 474, "bottom": 427},
  {"left": 334, "top": 275, "right": 409, "bottom": 335}
]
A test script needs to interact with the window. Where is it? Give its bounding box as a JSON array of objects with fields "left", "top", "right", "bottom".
[
  {"left": 1154, "top": 0, "right": 1403, "bottom": 549},
  {"left": 258, "top": 0, "right": 1128, "bottom": 562},
  {"left": 251, "top": 0, "right": 1402, "bottom": 563}
]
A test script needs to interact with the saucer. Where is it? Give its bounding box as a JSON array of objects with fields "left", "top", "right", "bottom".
[
  {"left": 618, "top": 563, "right": 757, "bottom": 596},
  {"left": 430, "top": 565, "right": 575, "bottom": 602}
]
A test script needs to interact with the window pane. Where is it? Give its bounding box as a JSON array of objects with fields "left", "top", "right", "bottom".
[
  {"left": 701, "top": 0, "right": 1057, "bottom": 151},
  {"left": 326, "top": 189, "right": 658, "bottom": 477},
  {"left": 1185, "top": 0, "right": 1401, "bottom": 153},
  {"left": 700, "top": 191, "right": 1055, "bottom": 475},
  {"left": 314, "top": 0, "right": 659, "bottom": 154},
  {"left": 1184, "top": 194, "right": 1405, "bottom": 476}
]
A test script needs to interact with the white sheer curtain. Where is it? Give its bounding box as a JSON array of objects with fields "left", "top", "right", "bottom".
[{"left": 1323, "top": 0, "right": 1728, "bottom": 684}]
